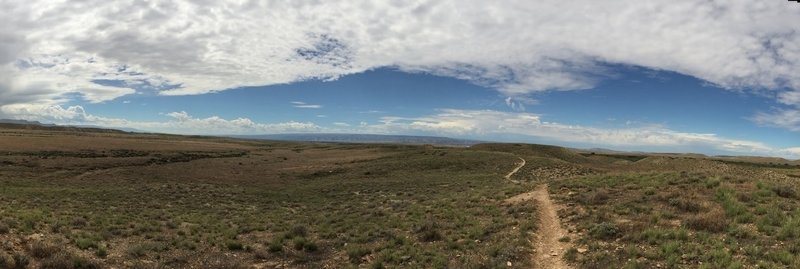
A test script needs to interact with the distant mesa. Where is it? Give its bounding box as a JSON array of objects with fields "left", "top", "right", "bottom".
[
  {"left": 233, "top": 133, "right": 483, "bottom": 146},
  {"left": 0, "top": 119, "right": 138, "bottom": 133},
  {"left": 0, "top": 119, "right": 55, "bottom": 126}
]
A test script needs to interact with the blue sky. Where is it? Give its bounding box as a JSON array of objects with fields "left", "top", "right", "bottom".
[
  {"left": 60, "top": 66, "right": 798, "bottom": 156},
  {"left": 1, "top": 1, "right": 799, "bottom": 158}
]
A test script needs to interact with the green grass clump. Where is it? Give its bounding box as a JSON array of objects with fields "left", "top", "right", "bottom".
[
  {"left": 96, "top": 245, "right": 109, "bottom": 258},
  {"left": 704, "top": 177, "right": 721, "bottom": 189},
  {"left": 416, "top": 220, "right": 444, "bottom": 242},
  {"left": 291, "top": 237, "right": 317, "bottom": 252},
  {"left": 29, "top": 241, "right": 60, "bottom": 259},
  {"left": 225, "top": 240, "right": 244, "bottom": 251},
  {"left": 346, "top": 245, "right": 372, "bottom": 264},
  {"left": 771, "top": 185, "right": 797, "bottom": 199},
  {"left": 716, "top": 188, "right": 754, "bottom": 224},
  {"left": 127, "top": 242, "right": 168, "bottom": 258},
  {"left": 685, "top": 209, "right": 729, "bottom": 232},
  {"left": 564, "top": 247, "right": 578, "bottom": 263},
  {"left": 777, "top": 215, "right": 800, "bottom": 241},
  {"left": 74, "top": 238, "right": 98, "bottom": 250},
  {"left": 268, "top": 238, "right": 283, "bottom": 253},
  {"left": 668, "top": 197, "right": 702, "bottom": 213}
]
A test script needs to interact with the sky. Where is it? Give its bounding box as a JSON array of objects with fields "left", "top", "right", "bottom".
[{"left": 1, "top": 1, "right": 799, "bottom": 158}]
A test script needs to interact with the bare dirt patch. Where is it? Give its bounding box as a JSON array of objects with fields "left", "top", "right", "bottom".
[
  {"left": 505, "top": 157, "right": 526, "bottom": 181},
  {"left": 507, "top": 184, "right": 573, "bottom": 269}
]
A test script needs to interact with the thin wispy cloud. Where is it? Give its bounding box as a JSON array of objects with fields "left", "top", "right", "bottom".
[
  {"left": 752, "top": 109, "right": 800, "bottom": 132},
  {"left": 291, "top": 101, "right": 322, "bottom": 109}
]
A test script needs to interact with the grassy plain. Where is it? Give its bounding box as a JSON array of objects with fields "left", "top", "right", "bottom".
[
  {"left": 0, "top": 124, "right": 799, "bottom": 268},
  {"left": 0, "top": 125, "right": 535, "bottom": 268}
]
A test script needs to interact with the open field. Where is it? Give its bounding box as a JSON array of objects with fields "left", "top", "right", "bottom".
[
  {"left": 0, "top": 125, "right": 536, "bottom": 268},
  {"left": 0, "top": 124, "right": 799, "bottom": 268}
]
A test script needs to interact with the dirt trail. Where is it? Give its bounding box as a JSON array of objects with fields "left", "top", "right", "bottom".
[
  {"left": 505, "top": 157, "right": 526, "bottom": 180},
  {"left": 506, "top": 184, "right": 572, "bottom": 269}
]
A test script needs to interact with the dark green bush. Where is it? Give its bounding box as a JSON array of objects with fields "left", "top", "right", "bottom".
[
  {"left": 771, "top": 185, "right": 797, "bottom": 199},
  {"left": 416, "top": 220, "right": 443, "bottom": 242},
  {"left": 589, "top": 222, "right": 620, "bottom": 239}
]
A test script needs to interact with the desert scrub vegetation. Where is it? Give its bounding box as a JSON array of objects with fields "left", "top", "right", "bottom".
[
  {"left": 0, "top": 131, "right": 537, "bottom": 268},
  {"left": 551, "top": 170, "right": 800, "bottom": 268}
]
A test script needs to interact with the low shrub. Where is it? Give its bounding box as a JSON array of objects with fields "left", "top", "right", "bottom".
[
  {"left": 668, "top": 197, "right": 702, "bottom": 213},
  {"left": 39, "top": 251, "right": 102, "bottom": 269},
  {"left": 580, "top": 190, "right": 610, "bottom": 205},
  {"left": 289, "top": 225, "right": 307, "bottom": 238},
  {"left": 74, "top": 238, "right": 98, "bottom": 250},
  {"left": 268, "top": 238, "right": 283, "bottom": 253},
  {"left": 346, "top": 245, "right": 371, "bottom": 264},
  {"left": 416, "top": 220, "right": 443, "bottom": 242},
  {"left": 704, "top": 177, "right": 721, "bottom": 189},
  {"left": 685, "top": 209, "right": 728, "bottom": 232},
  {"left": 225, "top": 240, "right": 244, "bottom": 251},
  {"left": 589, "top": 222, "right": 620, "bottom": 240},
  {"left": 771, "top": 185, "right": 797, "bottom": 199},
  {"left": 29, "top": 241, "right": 60, "bottom": 259},
  {"left": 564, "top": 247, "right": 578, "bottom": 263}
]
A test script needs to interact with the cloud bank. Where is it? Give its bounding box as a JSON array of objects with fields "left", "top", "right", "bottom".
[
  {"left": 2, "top": 1, "right": 799, "bottom": 103},
  {"left": 0, "top": 104, "right": 321, "bottom": 135},
  {"left": 370, "top": 109, "right": 787, "bottom": 155},
  {"left": 4, "top": 104, "right": 797, "bottom": 159}
]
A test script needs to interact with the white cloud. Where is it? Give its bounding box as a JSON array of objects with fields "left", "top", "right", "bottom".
[
  {"left": 505, "top": 96, "right": 538, "bottom": 111},
  {"left": 364, "top": 109, "right": 799, "bottom": 158},
  {"left": 294, "top": 105, "right": 322, "bottom": 109},
  {"left": 333, "top": 122, "right": 350, "bottom": 127},
  {"left": 291, "top": 101, "right": 322, "bottom": 109},
  {"left": 779, "top": 91, "right": 800, "bottom": 106},
  {"left": 0, "top": 104, "right": 320, "bottom": 135},
  {"left": 783, "top": 147, "right": 800, "bottom": 156},
  {"left": 752, "top": 109, "right": 800, "bottom": 132},
  {"left": 1, "top": 0, "right": 799, "bottom": 109},
  {"left": 749, "top": 89, "right": 800, "bottom": 131}
]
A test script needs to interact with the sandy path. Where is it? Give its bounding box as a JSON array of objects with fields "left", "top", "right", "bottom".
[
  {"left": 505, "top": 157, "right": 526, "bottom": 180},
  {"left": 506, "top": 184, "right": 572, "bottom": 269}
]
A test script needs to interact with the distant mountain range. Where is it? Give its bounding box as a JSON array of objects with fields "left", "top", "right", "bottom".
[
  {"left": 1, "top": 119, "right": 796, "bottom": 162},
  {"left": 233, "top": 133, "right": 483, "bottom": 146},
  {"left": 0, "top": 119, "right": 56, "bottom": 126},
  {"left": 0, "top": 119, "right": 141, "bottom": 133}
]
